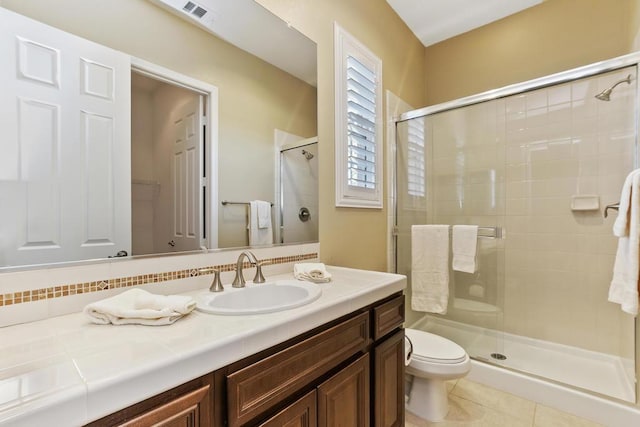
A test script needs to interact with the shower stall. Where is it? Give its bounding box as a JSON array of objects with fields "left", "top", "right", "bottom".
[
  {"left": 395, "top": 55, "right": 639, "bottom": 404},
  {"left": 277, "top": 138, "right": 319, "bottom": 244}
]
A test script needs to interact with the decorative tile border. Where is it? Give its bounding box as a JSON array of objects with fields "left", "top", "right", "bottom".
[{"left": 0, "top": 253, "right": 318, "bottom": 307}]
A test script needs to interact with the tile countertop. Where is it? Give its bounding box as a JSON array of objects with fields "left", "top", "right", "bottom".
[{"left": 0, "top": 266, "right": 406, "bottom": 427}]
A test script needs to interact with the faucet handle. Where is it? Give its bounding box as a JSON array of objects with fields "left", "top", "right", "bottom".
[
  {"left": 209, "top": 269, "right": 224, "bottom": 292},
  {"left": 199, "top": 268, "right": 224, "bottom": 292},
  {"left": 253, "top": 260, "right": 269, "bottom": 284}
]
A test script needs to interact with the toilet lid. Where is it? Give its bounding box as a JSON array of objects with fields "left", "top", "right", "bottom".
[{"left": 405, "top": 328, "right": 467, "bottom": 364}]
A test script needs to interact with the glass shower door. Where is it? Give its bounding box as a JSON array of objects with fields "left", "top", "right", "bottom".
[
  {"left": 396, "top": 99, "right": 507, "bottom": 362},
  {"left": 396, "top": 65, "right": 637, "bottom": 402}
]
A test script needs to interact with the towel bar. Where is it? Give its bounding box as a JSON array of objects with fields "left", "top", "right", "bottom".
[
  {"left": 221, "top": 200, "right": 274, "bottom": 207},
  {"left": 604, "top": 203, "right": 620, "bottom": 218},
  {"left": 449, "top": 226, "right": 502, "bottom": 239}
]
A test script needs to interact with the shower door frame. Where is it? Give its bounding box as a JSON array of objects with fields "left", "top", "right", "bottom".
[{"left": 393, "top": 51, "right": 640, "bottom": 404}]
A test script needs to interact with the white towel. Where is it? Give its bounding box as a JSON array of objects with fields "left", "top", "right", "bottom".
[
  {"left": 452, "top": 225, "right": 478, "bottom": 273},
  {"left": 256, "top": 200, "right": 271, "bottom": 229},
  {"left": 249, "top": 200, "right": 273, "bottom": 245},
  {"left": 609, "top": 169, "right": 640, "bottom": 315},
  {"left": 294, "top": 262, "right": 332, "bottom": 283},
  {"left": 613, "top": 170, "right": 640, "bottom": 237},
  {"left": 411, "top": 225, "right": 450, "bottom": 314},
  {"left": 84, "top": 288, "right": 196, "bottom": 326}
]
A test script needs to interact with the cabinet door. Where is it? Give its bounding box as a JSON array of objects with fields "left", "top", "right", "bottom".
[
  {"left": 258, "top": 390, "right": 317, "bottom": 427},
  {"left": 374, "top": 330, "right": 405, "bottom": 427},
  {"left": 317, "top": 354, "right": 370, "bottom": 427}
]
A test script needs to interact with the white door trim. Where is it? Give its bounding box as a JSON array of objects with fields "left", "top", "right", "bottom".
[{"left": 131, "top": 57, "right": 219, "bottom": 249}]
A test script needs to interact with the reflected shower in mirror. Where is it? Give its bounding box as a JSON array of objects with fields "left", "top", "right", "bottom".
[
  {"left": 277, "top": 137, "right": 319, "bottom": 245},
  {"left": 0, "top": 0, "right": 317, "bottom": 270}
]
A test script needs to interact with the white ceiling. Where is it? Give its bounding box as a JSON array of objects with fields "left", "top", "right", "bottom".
[{"left": 386, "top": 0, "right": 543, "bottom": 47}]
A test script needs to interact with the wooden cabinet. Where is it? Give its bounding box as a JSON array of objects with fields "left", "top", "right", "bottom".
[
  {"left": 317, "top": 354, "right": 370, "bottom": 427},
  {"left": 86, "top": 374, "right": 213, "bottom": 427},
  {"left": 88, "top": 293, "right": 405, "bottom": 427},
  {"left": 374, "top": 330, "right": 405, "bottom": 427},
  {"left": 228, "top": 293, "right": 404, "bottom": 427},
  {"left": 226, "top": 312, "right": 369, "bottom": 426}
]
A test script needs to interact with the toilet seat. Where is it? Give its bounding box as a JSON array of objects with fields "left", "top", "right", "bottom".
[{"left": 405, "top": 328, "right": 467, "bottom": 364}]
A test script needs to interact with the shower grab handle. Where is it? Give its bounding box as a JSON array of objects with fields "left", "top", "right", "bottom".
[{"left": 604, "top": 203, "right": 620, "bottom": 218}]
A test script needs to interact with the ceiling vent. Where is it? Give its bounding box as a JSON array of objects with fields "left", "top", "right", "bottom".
[
  {"left": 149, "top": 0, "right": 215, "bottom": 28},
  {"left": 182, "top": 1, "right": 209, "bottom": 20}
]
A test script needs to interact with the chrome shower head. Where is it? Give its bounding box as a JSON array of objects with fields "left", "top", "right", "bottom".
[
  {"left": 595, "top": 74, "right": 632, "bottom": 101},
  {"left": 302, "top": 149, "right": 314, "bottom": 160}
]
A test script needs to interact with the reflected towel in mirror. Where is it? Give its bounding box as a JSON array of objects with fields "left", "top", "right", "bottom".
[{"left": 249, "top": 200, "right": 273, "bottom": 245}]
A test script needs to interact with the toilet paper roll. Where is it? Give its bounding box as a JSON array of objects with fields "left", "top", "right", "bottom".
[{"left": 469, "top": 284, "right": 485, "bottom": 298}]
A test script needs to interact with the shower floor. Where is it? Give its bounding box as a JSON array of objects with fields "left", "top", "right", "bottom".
[{"left": 411, "top": 315, "right": 636, "bottom": 403}]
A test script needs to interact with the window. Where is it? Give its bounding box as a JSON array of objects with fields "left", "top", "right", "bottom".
[
  {"left": 334, "top": 23, "right": 383, "bottom": 208},
  {"left": 407, "top": 117, "right": 425, "bottom": 197}
]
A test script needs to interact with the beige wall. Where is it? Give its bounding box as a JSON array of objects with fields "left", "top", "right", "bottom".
[
  {"left": 256, "top": 0, "right": 426, "bottom": 270},
  {"left": 424, "top": 0, "right": 638, "bottom": 105},
  {"left": 1, "top": 0, "right": 317, "bottom": 249}
]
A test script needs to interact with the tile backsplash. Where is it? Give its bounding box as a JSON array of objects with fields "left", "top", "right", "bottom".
[{"left": 0, "top": 243, "right": 319, "bottom": 327}]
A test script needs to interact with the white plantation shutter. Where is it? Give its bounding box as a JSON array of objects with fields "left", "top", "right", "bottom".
[
  {"left": 407, "top": 117, "right": 425, "bottom": 197},
  {"left": 335, "top": 23, "right": 383, "bottom": 208},
  {"left": 347, "top": 56, "right": 377, "bottom": 190}
]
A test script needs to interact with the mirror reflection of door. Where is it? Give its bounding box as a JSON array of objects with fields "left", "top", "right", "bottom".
[
  {"left": 0, "top": 7, "right": 131, "bottom": 267},
  {"left": 131, "top": 72, "right": 204, "bottom": 255}
]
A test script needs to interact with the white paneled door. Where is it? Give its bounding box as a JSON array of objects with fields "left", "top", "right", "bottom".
[
  {"left": 0, "top": 8, "right": 131, "bottom": 267},
  {"left": 171, "top": 96, "right": 203, "bottom": 252}
]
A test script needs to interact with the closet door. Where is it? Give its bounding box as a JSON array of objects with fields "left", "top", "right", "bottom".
[
  {"left": 171, "top": 95, "right": 203, "bottom": 252},
  {"left": 0, "top": 7, "right": 131, "bottom": 266}
]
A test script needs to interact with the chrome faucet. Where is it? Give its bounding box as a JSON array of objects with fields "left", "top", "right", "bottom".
[{"left": 232, "top": 251, "right": 266, "bottom": 287}]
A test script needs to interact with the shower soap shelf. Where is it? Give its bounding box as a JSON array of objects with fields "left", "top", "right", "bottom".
[{"left": 570, "top": 195, "right": 600, "bottom": 211}]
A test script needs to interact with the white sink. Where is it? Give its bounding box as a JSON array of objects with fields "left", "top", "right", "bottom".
[{"left": 195, "top": 280, "right": 322, "bottom": 315}]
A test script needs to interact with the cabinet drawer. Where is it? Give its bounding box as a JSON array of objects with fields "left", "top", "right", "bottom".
[
  {"left": 118, "top": 385, "right": 211, "bottom": 427},
  {"left": 373, "top": 295, "right": 405, "bottom": 340},
  {"left": 227, "top": 312, "right": 370, "bottom": 426}
]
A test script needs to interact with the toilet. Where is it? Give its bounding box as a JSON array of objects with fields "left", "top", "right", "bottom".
[{"left": 405, "top": 328, "right": 471, "bottom": 422}]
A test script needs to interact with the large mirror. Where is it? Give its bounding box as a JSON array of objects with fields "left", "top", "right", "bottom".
[{"left": 0, "top": 0, "right": 318, "bottom": 270}]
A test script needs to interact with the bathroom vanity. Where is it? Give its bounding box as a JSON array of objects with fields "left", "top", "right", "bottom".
[{"left": 0, "top": 267, "right": 405, "bottom": 427}]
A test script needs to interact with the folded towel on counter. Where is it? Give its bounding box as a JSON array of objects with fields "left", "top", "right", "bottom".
[
  {"left": 294, "top": 262, "right": 332, "bottom": 283},
  {"left": 84, "top": 288, "right": 196, "bottom": 326},
  {"left": 609, "top": 169, "right": 640, "bottom": 315},
  {"left": 411, "top": 225, "right": 450, "bottom": 314},
  {"left": 452, "top": 225, "right": 478, "bottom": 273}
]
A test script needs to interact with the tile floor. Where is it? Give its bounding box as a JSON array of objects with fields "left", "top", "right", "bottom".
[{"left": 405, "top": 378, "right": 603, "bottom": 427}]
